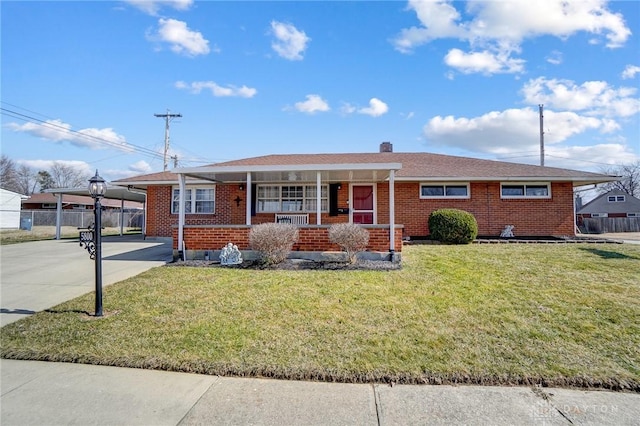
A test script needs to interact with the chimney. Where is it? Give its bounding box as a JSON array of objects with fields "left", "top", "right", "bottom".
[{"left": 379, "top": 141, "right": 393, "bottom": 153}]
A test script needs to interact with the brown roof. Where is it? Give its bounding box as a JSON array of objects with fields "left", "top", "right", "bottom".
[
  {"left": 114, "top": 152, "right": 614, "bottom": 184},
  {"left": 213, "top": 152, "right": 611, "bottom": 181}
]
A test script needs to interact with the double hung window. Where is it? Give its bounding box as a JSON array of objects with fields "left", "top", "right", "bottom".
[{"left": 172, "top": 187, "right": 215, "bottom": 214}]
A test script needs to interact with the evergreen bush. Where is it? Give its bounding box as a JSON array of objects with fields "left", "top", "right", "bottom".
[{"left": 428, "top": 209, "right": 478, "bottom": 244}]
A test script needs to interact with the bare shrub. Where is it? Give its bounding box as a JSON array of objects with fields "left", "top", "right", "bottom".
[
  {"left": 328, "top": 223, "right": 370, "bottom": 264},
  {"left": 249, "top": 223, "right": 299, "bottom": 265}
]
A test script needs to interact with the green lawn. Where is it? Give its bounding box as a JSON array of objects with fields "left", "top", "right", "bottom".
[{"left": 2, "top": 244, "right": 639, "bottom": 390}]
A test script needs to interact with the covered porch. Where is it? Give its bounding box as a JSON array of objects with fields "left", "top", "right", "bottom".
[{"left": 173, "top": 162, "right": 403, "bottom": 261}]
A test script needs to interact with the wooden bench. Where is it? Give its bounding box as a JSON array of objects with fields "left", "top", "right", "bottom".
[{"left": 275, "top": 214, "right": 309, "bottom": 225}]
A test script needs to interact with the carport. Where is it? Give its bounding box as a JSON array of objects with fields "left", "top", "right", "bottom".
[{"left": 45, "top": 185, "right": 147, "bottom": 239}]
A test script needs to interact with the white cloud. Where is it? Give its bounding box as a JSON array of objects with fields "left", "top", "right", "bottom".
[
  {"left": 125, "top": 0, "right": 193, "bottom": 16},
  {"left": 522, "top": 77, "right": 640, "bottom": 118},
  {"left": 444, "top": 48, "right": 525, "bottom": 74},
  {"left": 622, "top": 65, "right": 640, "bottom": 79},
  {"left": 293, "top": 95, "right": 330, "bottom": 114},
  {"left": 19, "top": 159, "right": 93, "bottom": 177},
  {"left": 393, "top": 0, "right": 631, "bottom": 74},
  {"left": 270, "top": 21, "right": 310, "bottom": 61},
  {"left": 129, "top": 160, "right": 152, "bottom": 174},
  {"left": 340, "top": 103, "right": 357, "bottom": 115},
  {"left": 150, "top": 18, "right": 209, "bottom": 57},
  {"left": 358, "top": 98, "right": 389, "bottom": 117},
  {"left": 424, "top": 107, "right": 612, "bottom": 155},
  {"left": 546, "top": 50, "right": 563, "bottom": 65},
  {"left": 175, "top": 80, "right": 257, "bottom": 98},
  {"left": 7, "top": 119, "right": 132, "bottom": 152},
  {"left": 540, "top": 144, "right": 639, "bottom": 169}
]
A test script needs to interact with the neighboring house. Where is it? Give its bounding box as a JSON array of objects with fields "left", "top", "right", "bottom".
[
  {"left": 22, "top": 193, "right": 142, "bottom": 211},
  {"left": 577, "top": 190, "right": 640, "bottom": 233},
  {"left": 0, "top": 188, "right": 28, "bottom": 229},
  {"left": 112, "top": 143, "right": 615, "bottom": 259}
]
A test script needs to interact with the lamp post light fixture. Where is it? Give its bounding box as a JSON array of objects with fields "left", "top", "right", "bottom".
[{"left": 88, "top": 170, "right": 107, "bottom": 317}]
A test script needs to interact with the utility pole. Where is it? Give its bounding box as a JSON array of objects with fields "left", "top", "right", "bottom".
[
  {"left": 154, "top": 110, "right": 182, "bottom": 171},
  {"left": 539, "top": 104, "right": 545, "bottom": 167}
]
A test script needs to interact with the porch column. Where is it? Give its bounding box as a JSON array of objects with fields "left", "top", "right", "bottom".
[
  {"left": 55, "top": 193, "right": 62, "bottom": 240},
  {"left": 389, "top": 170, "right": 395, "bottom": 254},
  {"left": 178, "top": 173, "right": 186, "bottom": 256},
  {"left": 245, "top": 172, "right": 252, "bottom": 226},
  {"left": 120, "top": 198, "right": 124, "bottom": 236},
  {"left": 316, "top": 171, "right": 321, "bottom": 225}
]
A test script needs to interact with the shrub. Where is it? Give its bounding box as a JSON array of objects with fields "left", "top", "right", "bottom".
[
  {"left": 328, "top": 223, "right": 370, "bottom": 263},
  {"left": 428, "top": 209, "right": 478, "bottom": 244},
  {"left": 249, "top": 223, "right": 299, "bottom": 265}
]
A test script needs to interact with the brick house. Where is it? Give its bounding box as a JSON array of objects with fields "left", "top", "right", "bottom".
[{"left": 112, "top": 143, "right": 614, "bottom": 260}]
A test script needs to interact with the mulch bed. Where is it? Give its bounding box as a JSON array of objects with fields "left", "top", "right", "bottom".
[{"left": 166, "top": 258, "right": 401, "bottom": 271}]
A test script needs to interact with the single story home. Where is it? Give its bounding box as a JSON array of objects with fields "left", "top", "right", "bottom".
[
  {"left": 1, "top": 188, "right": 28, "bottom": 229},
  {"left": 112, "top": 143, "right": 615, "bottom": 260},
  {"left": 577, "top": 189, "right": 640, "bottom": 233}
]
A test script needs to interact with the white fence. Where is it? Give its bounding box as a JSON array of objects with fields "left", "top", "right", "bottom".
[{"left": 20, "top": 210, "right": 143, "bottom": 229}]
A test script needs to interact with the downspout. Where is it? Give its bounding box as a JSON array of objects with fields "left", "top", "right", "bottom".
[
  {"left": 316, "top": 171, "right": 322, "bottom": 225},
  {"left": 178, "top": 173, "right": 186, "bottom": 260},
  {"left": 245, "top": 172, "right": 252, "bottom": 225},
  {"left": 389, "top": 170, "right": 396, "bottom": 259}
]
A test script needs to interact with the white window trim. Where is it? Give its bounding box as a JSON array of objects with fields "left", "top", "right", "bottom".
[
  {"left": 171, "top": 185, "right": 215, "bottom": 214},
  {"left": 608, "top": 195, "right": 625, "bottom": 202},
  {"left": 419, "top": 182, "right": 470, "bottom": 199},
  {"left": 591, "top": 213, "right": 608, "bottom": 218},
  {"left": 500, "top": 182, "right": 551, "bottom": 199},
  {"left": 627, "top": 212, "right": 639, "bottom": 217},
  {"left": 256, "top": 184, "right": 329, "bottom": 213}
]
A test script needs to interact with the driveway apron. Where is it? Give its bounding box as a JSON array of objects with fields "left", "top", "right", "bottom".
[{"left": 0, "top": 235, "right": 172, "bottom": 326}]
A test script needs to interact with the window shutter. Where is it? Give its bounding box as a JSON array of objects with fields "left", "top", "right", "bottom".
[
  {"left": 329, "top": 183, "right": 340, "bottom": 216},
  {"left": 251, "top": 184, "right": 257, "bottom": 216}
]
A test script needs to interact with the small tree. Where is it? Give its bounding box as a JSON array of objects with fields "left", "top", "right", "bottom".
[
  {"left": 328, "top": 223, "right": 370, "bottom": 264},
  {"left": 428, "top": 209, "right": 478, "bottom": 244},
  {"left": 249, "top": 223, "right": 299, "bottom": 265}
]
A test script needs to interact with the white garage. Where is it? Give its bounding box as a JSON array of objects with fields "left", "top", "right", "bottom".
[{"left": 0, "top": 188, "right": 28, "bottom": 229}]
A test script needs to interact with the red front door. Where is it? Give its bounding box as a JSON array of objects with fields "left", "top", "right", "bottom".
[{"left": 351, "top": 185, "right": 374, "bottom": 224}]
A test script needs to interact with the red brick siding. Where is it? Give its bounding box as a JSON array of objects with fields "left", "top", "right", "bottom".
[
  {"left": 173, "top": 226, "right": 402, "bottom": 252},
  {"left": 394, "top": 181, "right": 575, "bottom": 237},
  {"left": 150, "top": 181, "right": 576, "bottom": 239}
]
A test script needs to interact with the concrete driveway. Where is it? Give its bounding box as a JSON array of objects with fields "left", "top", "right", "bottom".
[{"left": 0, "top": 235, "right": 172, "bottom": 326}]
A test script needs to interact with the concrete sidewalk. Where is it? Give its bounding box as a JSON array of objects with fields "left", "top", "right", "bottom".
[{"left": 1, "top": 359, "right": 638, "bottom": 425}]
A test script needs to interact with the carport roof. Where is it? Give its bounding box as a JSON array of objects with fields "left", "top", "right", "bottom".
[{"left": 44, "top": 185, "right": 146, "bottom": 203}]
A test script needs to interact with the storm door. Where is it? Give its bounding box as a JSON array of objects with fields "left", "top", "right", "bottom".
[{"left": 351, "top": 185, "right": 375, "bottom": 224}]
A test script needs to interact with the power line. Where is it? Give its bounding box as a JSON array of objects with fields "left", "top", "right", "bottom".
[{"left": 1, "top": 107, "right": 164, "bottom": 160}]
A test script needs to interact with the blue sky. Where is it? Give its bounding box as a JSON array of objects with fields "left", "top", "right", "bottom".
[{"left": 1, "top": 0, "right": 639, "bottom": 182}]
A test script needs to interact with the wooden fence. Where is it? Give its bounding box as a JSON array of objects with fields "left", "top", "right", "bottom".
[{"left": 581, "top": 217, "right": 640, "bottom": 234}]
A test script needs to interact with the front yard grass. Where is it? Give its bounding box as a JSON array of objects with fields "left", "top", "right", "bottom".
[{"left": 1, "top": 243, "right": 639, "bottom": 390}]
